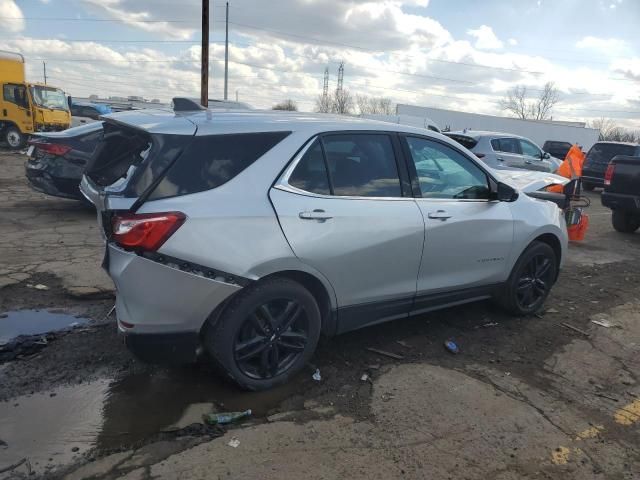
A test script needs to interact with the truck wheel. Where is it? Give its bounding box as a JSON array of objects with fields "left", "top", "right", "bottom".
[
  {"left": 5, "top": 127, "right": 26, "bottom": 149},
  {"left": 612, "top": 210, "right": 640, "bottom": 233}
]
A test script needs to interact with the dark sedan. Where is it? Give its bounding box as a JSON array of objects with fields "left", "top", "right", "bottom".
[{"left": 25, "top": 122, "right": 103, "bottom": 201}]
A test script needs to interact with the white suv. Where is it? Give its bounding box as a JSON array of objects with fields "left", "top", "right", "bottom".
[{"left": 82, "top": 109, "right": 569, "bottom": 390}]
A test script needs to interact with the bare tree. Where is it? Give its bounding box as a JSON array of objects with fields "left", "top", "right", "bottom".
[
  {"left": 272, "top": 99, "right": 298, "bottom": 111},
  {"left": 331, "top": 89, "right": 354, "bottom": 115},
  {"left": 356, "top": 94, "right": 394, "bottom": 115},
  {"left": 500, "top": 82, "right": 560, "bottom": 120},
  {"left": 314, "top": 93, "right": 332, "bottom": 113},
  {"left": 590, "top": 117, "right": 640, "bottom": 142}
]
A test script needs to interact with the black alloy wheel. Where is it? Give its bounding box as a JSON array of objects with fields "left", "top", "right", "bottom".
[
  {"left": 496, "top": 241, "right": 557, "bottom": 315},
  {"left": 515, "top": 254, "right": 554, "bottom": 310},
  {"left": 234, "top": 299, "right": 309, "bottom": 380},
  {"left": 206, "top": 277, "right": 321, "bottom": 391}
]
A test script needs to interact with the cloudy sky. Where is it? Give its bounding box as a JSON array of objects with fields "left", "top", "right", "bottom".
[{"left": 1, "top": 0, "right": 639, "bottom": 127}]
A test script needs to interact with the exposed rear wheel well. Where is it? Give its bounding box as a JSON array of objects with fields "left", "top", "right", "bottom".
[{"left": 532, "top": 233, "right": 562, "bottom": 279}]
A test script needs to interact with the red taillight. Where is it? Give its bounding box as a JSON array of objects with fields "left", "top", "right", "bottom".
[
  {"left": 111, "top": 212, "right": 186, "bottom": 252},
  {"left": 604, "top": 163, "right": 616, "bottom": 186},
  {"left": 475, "top": 153, "right": 486, "bottom": 159},
  {"left": 29, "top": 141, "right": 72, "bottom": 156}
]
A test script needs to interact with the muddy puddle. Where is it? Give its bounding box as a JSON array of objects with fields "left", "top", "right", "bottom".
[
  {"left": 0, "top": 310, "right": 89, "bottom": 345},
  {"left": 0, "top": 368, "right": 299, "bottom": 475}
]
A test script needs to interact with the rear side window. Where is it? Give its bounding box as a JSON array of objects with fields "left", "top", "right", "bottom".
[
  {"left": 493, "top": 138, "right": 521, "bottom": 154},
  {"left": 149, "top": 131, "right": 291, "bottom": 200},
  {"left": 289, "top": 140, "right": 331, "bottom": 195},
  {"left": 586, "top": 143, "right": 637, "bottom": 164},
  {"left": 323, "top": 134, "right": 402, "bottom": 197}
]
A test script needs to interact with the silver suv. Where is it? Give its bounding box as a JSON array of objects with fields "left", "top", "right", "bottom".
[
  {"left": 82, "top": 110, "right": 568, "bottom": 390},
  {"left": 445, "top": 131, "right": 560, "bottom": 173}
]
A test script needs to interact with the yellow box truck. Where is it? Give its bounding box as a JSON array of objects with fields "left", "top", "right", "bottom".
[{"left": 1, "top": 50, "right": 71, "bottom": 148}]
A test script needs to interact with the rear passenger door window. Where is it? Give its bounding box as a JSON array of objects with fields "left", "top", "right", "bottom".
[
  {"left": 322, "top": 134, "right": 402, "bottom": 197},
  {"left": 496, "top": 138, "right": 521, "bottom": 154},
  {"left": 288, "top": 140, "right": 331, "bottom": 195}
]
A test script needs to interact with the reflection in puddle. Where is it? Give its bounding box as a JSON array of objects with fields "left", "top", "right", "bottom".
[
  {"left": 0, "top": 368, "right": 298, "bottom": 474},
  {"left": 0, "top": 310, "right": 89, "bottom": 344},
  {"left": 98, "top": 368, "right": 298, "bottom": 449},
  {"left": 0, "top": 380, "right": 109, "bottom": 474}
]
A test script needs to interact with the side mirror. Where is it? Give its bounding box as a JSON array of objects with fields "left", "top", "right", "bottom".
[
  {"left": 490, "top": 180, "right": 519, "bottom": 202},
  {"left": 67, "top": 95, "right": 73, "bottom": 109},
  {"left": 542, "top": 152, "right": 551, "bottom": 160}
]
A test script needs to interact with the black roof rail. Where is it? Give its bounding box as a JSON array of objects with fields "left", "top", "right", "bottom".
[{"left": 172, "top": 97, "right": 206, "bottom": 112}]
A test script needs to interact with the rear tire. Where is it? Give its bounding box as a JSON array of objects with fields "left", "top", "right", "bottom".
[
  {"left": 204, "top": 277, "right": 321, "bottom": 391},
  {"left": 496, "top": 241, "right": 557, "bottom": 316},
  {"left": 5, "top": 126, "right": 26, "bottom": 149},
  {"left": 612, "top": 210, "right": 640, "bottom": 233}
]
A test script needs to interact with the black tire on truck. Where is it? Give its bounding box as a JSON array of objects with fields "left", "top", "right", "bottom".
[
  {"left": 5, "top": 126, "right": 26, "bottom": 149},
  {"left": 612, "top": 210, "right": 640, "bottom": 233}
]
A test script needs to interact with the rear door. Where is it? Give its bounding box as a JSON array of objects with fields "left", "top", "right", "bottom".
[
  {"left": 270, "top": 133, "right": 425, "bottom": 332},
  {"left": 491, "top": 137, "right": 524, "bottom": 169}
]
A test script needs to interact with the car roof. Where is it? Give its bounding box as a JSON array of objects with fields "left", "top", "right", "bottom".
[
  {"left": 103, "top": 108, "right": 448, "bottom": 138},
  {"left": 592, "top": 141, "right": 639, "bottom": 147},
  {"left": 446, "top": 130, "right": 529, "bottom": 140}
]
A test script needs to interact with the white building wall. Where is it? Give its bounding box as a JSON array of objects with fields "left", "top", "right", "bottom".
[{"left": 396, "top": 104, "right": 600, "bottom": 150}]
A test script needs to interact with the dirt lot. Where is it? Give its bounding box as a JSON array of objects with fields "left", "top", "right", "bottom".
[{"left": 1, "top": 149, "right": 639, "bottom": 479}]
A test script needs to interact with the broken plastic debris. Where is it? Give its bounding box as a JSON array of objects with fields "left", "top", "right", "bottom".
[
  {"left": 312, "top": 369, "right": 321, "bottom": 381},
  {"left": 227, "top": 437, "right": 240, "bottom": 448},
  {"left": 444, "top": 340, "right": 459, "bottom": 354},
  {"left": 33, "top": 284, "right": 49, "bottom": 290},
  {"left": 591, "top": 319, "right": 616, "bottom": 328},
  {"left": 202, "top": 409, "right": 252, "bottom": 425},
  {"left": 360, "top": 373, "right": 370, "bottom": 382}
]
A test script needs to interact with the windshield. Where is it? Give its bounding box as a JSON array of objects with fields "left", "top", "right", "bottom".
[{"left": 29, "top": 86, "right": 69, "bottom": 111}]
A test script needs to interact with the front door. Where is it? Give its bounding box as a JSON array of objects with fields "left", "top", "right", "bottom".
[
  {"left": 401, "top": 135, "right": 514, "bottom": 312},
  {"left": 519, "top": 138, "right": 554, "bottom": 172},
  {"left": 2, "top": 83, "right": 33, "bottom": 134},
  {"left": 270, "top": 133, "right": 425, "bottom": 332}
]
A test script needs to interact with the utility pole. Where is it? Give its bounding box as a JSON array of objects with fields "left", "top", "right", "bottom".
[
  {"left": 224, "top": 1, "right": 229, "bottom": 100},
  {"left": 42, "top": 61, "right": 47, "bottom": 85},
  {"left": 235, "top": 89, "right": 239, "bottom": 102},
  {"left": 200, "top": 0, "right": 209, "bottom": 107},
  {"left": 337, "top": 61, "right": 344, "bottom": 94},
  {"left": 322, "top": 67, "right": 329, "bottom": 102}
]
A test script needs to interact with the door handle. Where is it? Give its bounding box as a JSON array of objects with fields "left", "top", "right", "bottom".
[
  {"left": 496, "top": 157, "right": 504, "bottom": 161},
  {"left": 299, "top": 209, "right": 333, "bottom": 221},
  {"left": 524, "top": 160, "right": 533, "bottom": 165},
  {"left": 2, "top": 109, "right": 6, "bottom": 117},
  {"left": 427, "top": 210, "right": 452, "bottom": 221}
]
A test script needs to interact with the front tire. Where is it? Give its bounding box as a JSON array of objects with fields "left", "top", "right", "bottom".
[
  {"left": 612, "top": 210, "right": 640, "bottom": 233},
  {"left": 5, "top": 126, "right": 26, "bottom": 149},
  {"left": 496, "top": 241, "right": 557, "bottom": 316},
  {"left": 204, "top": 277, "right": 321, "bottom": 391}
]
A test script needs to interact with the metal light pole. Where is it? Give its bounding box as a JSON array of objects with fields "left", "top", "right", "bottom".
[
  {"left": 224, "top": 2, "right": 229, "bottom": 100},
  {"left": 43, "top": 61, "right": 47, "bottom": 85},
  {"left": 200, "top": 0, "right": 209, "bottom": 107}
]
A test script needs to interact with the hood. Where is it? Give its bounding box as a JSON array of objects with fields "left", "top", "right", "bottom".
[{"left": 493, "top": 169, "right": 568, "bottom": 192}]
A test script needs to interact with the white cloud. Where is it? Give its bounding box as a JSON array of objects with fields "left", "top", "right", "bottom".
[
  {"left": 0, "top": 0, "right": 25, "bottom": 33},
  {"left": 576, "top": 36, "right": 629, "bottom": 55},
  {"left": 466, "top": 25, "right": 503, "bottom": 50},
  {"left": 508, "top": 38, "right": 518, "bottom": 46}
]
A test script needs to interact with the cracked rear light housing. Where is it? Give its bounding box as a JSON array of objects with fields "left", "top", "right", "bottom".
[{"left": 112, "top": 211, "right": 186, "bottom": 252}]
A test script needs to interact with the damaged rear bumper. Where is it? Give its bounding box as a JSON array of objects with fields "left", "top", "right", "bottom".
[
  {"left": 25, "top": 166, "right": 82, "bottom": 200},
  {"left": 108, "top": 244, "right": 244, "bottom": 363}
]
